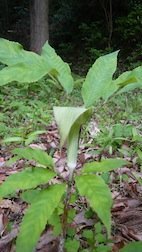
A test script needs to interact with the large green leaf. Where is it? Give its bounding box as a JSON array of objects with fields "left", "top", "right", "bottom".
[
  {"left": 21, "top": 189, "right": 41, "bottom": 204},
  {"left": 75, "top": 174, "right": 112, "bottom": 236},
  {"left": 120, "top": 241, "right": 142, "bottom": 252},
  {"left": 0, "top": 168, "right": 55, "bottom": 198},
  {"left": 16, "top": 184, "right": 66, "bottom": 252},
  {"left": 0, "top": 38, "right": 50, "bottom": 67},
  {"left": 54, "top": 107, "right": 92, "bottom": 170},
  {"left": 108, "top": 65, "right": 142, "bottom": 96},
  {"left": 82, "top": 158, "right": 128, "bottom": 174},
  {"left": 22, "top": 189, "right": 62, "bottom": 235},
  {"left": 48, "top": 209, "right": 62, "bottom": 235},
  {"left": 0, "top": 39, "right": 52, "bottom": 86},
  {"left": 41, "top": 42, "right": 74, "bottom": 93},
  {"left": 81, "top": 51, "right": 142, "bottom": 107},
  {"left": 113, "top": 66, "right": 142, "bottom": 94},
  {"left": 0, "top": 39, "right": 73, "bottom": 93},
  {"left": 0, "top": 63, "right": 51, "bottom": 86},
  {"left": 114, "top": 71, "right": 135, "bottom": 85},
  {"left": 118, "top": 82, "right": 142, "bottom": 94},
  {"left": 12, "top": 147, "right": 54, "bottom": 169},
  {"left": 134, "top": 66, "right": 142, "bottom": 79},
  {"left": 81, "top": 51, "right": 119, "bottom": 107}
]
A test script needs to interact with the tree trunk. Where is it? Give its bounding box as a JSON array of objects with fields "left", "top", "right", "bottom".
[
  {"left": 0, "top": 0, "right": 9, "bottom": 34},
  {"left": 30, "top": 0, "right": 49, "bottom": 54}
]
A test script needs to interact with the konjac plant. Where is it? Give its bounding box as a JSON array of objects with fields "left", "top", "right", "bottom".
[{"left": 0, "top": 39, "right": 142, "bottom": 252}]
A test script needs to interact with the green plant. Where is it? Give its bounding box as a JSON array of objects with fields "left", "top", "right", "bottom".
[
  {"left": 2, "top": 130, "right": 46, "bottom": 146},
  {"left": 120, "top": 241, "right": 142, "bottom": 252},
  {"left": 0, "top": 147, "right": 127, "bottom": 252},
  {"left": 94, "top": 123, "right": 142, "bottom": 156},
  {"left": 0, "top": 38, "right": 74, "bottom": 93},
  {"left": 81, "top": 222, "right": 112, "bottom": 252},
  {"left": 0, "top": 39, "right": 142, "bottom": 251}
]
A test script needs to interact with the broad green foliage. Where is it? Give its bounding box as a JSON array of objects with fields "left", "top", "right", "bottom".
[
  {"left": 82, "top": 158, "right": 128, "bottom": 174},
  {"left": 118, "top": 82, "right": 142, "bottom": 94},
  {"left": 0, "top": 39, "right": 43, "bottom": 66},
  {"left": 0, "top": 39, "right": 142, "bottom": 251},
  {"left": 0, "top": 168, "right": 55, "bottom": 198},
  {"left": 81, "top": 51, "right": 142, "bottom": 108},
  {"left": 21, "top": 188, "right": 64, "bottom": 237},
  {"left": 0, "top": 39, "right": 73, "bottom": 93},
  {"left": 120, "top": 241, "right": 142, "bottom": 252},
  {"left": 16, "top": 184, "right": 66, "bottom": 252},
  {"left": 81, "top": 51, "right": 119, "bottom": 107},
  {"left": 21, "top": 189, "right": 41, "bottom": 204},
  {"left": 113, "top": 70, "right": 135, "bottom": 87},
  {"left": 75, "top": 174, "right": 112, "bottom": 236},
  {"left": 41, "top": 43, "right": 74, "bottom": 93},
  {"left": 0, "top": 39, "right": 141, "bottom": 105},
  {"left": 114, "top": 66, "right": 142, "bottom": 94},
  {"left": 12, "top": 147, "right": 54, "bottom": 169},
  {"left": 48, "top": 209, "right": 62, "bottom": 235},
  {"left": 0, "top": 59, "right": 51, "bottom": 86}
]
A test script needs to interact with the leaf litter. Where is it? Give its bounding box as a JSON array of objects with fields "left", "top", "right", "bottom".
[{"left": 0, "top": 121, "right": 142, "bottom": 251}]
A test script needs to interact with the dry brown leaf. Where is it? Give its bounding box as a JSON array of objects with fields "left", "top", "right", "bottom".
[{"left": 0, "top": 200, "right": 21, "bottom": 214}]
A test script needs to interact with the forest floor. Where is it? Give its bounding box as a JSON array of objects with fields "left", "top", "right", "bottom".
[{"left": 0, "top": 82, "right": 142, "bottom": 251}]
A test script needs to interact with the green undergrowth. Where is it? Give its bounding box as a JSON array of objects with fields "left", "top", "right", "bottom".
[
  {"left": 0, "top": 77, "right": 82, "bottom": 139},
  {"left": 0, "top": 78, "right": 142, "bottom": 142},
  {"left": 0, "top": 79, "right": 142, "bottom": 145},
  {"left": 82, "top": 90, "right": 142, "bottom": 160}
]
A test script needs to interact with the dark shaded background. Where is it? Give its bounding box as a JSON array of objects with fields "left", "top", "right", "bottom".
[{"left": 0, "top": 0, "right": 142, "bottom": 71}]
